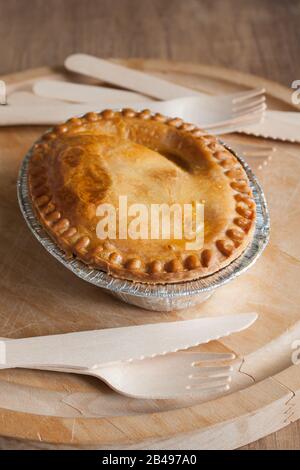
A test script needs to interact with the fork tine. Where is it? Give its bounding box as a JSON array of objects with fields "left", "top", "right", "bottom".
[
  {"left": 233, "top": 108, "right": 266, "bottom": 125},
  {"left": 233, "top": 96, "right": 266, "bottom": 113},
  {"left": 203, "top": 107, "right": 265, "bottom": 131},
  {"left": 233, "top": 101, "right": 267, "bottom": 117},
  {"left": 189, "top": 375, "right": 232, "bottom": 385},
  {"left": 190, "top": 365, "right": 233, "bottom": 376},
  {"left": 189, "top": 352, "right": 235, "bottom": 363},
  {"left": 190, "top": 373, "right": 232, "bottom": 383},
  {"left": 201, "top": 105, "right": 265, "bottom": 131},
  {"left": 186, "top": 378, "right": 231, "bottom": 391},
  {"left": 231, "top": 87, "right": 266, "bottom": 104},
  {"left": 235, "top": 102, "right": 267, "bottom": 116},
  {"left": 201, "top": 117, "right": 262, "bottom": 135}
]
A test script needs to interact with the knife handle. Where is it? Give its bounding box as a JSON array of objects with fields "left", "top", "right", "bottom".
[
  {"left": 65, "top": 53, "right": 203, "bottom": 100},
  {"left": 0, "top": 335, "right": 101, "bottom": 370}
]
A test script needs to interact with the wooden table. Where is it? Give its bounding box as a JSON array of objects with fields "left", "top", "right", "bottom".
[{"left": 0, "top": 0, "right": 299, "bottom": 450}]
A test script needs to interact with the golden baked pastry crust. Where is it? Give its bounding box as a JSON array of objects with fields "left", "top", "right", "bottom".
[{"left": 28, "top": 109, "right": 256, "bottom": 284}]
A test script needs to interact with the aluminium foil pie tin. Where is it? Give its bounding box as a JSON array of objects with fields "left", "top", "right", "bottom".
[{"left": 17, "top": 142, "right": 270, "bottom": 312}]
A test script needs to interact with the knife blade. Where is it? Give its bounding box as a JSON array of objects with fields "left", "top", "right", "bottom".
[
  {"left": 238, "top": 110, "right": 300, "bottom": 142},
  {"left": 0, "top": 313, "right": 257, "bottom": 370}
]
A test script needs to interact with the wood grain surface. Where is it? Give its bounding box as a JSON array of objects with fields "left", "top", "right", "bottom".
[{"left": 0, "top": 0, "right": 299, "bottom": 450}]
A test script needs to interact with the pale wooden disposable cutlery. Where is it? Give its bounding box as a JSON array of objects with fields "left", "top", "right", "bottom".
[
  {"left": 0, "top": 97, "right": 265, "bottom": 133},
  {"left": 240, "top": 110, "right": 300, "bottom": 142},
  {"left": 33, "top": 76, "right": 264, "bottom": 111},
  {"left": 28, "top": 352, "right": 235, "bottom": 400},
  {"left": 33, "top": 79, "right": 153, "bottom": 104},
  {"left": 65, "top": 53, "right": 203, "bottom": 100},
  {"left": 3, "top": 92, "right": 275, "bottom": 147},
  {"left": 97, "top": 352, "right": 234, "bottom": 399},
  {"left": 0, "top": 314, "right": 256, "bottom": 398},
  {"left": 5, "top": 93, "right": 273, "bottom": 159},
  {"left": 0, "top": 314, "right": 257, "bottom": 370},
  {"left": 64, "top": 53, "right": 300, "bottom": 142},
  {"left": 84, "top": 95, "right": 265, "bottom": 131},
  {"left": 8, "top": 91, "right": 62, "bottom": 106},
  {"left": 65, "top": 53, "right": 265, "bottom": 106},
  {"left": 33, "top": 78, "right": 267, "bottom": 134}
]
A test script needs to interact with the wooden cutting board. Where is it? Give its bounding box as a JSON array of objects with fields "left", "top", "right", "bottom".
[{"left": 0, "top": 59, "right": 299, "bottom": 449}]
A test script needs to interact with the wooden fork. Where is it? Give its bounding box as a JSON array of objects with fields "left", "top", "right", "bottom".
[{"left": 21, "top": 351, "right": 235, "bottom": 400}]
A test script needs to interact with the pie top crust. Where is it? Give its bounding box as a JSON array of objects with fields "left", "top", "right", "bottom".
[{"left": 28, "top": 108, "right": 256, "bottom": 284}]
